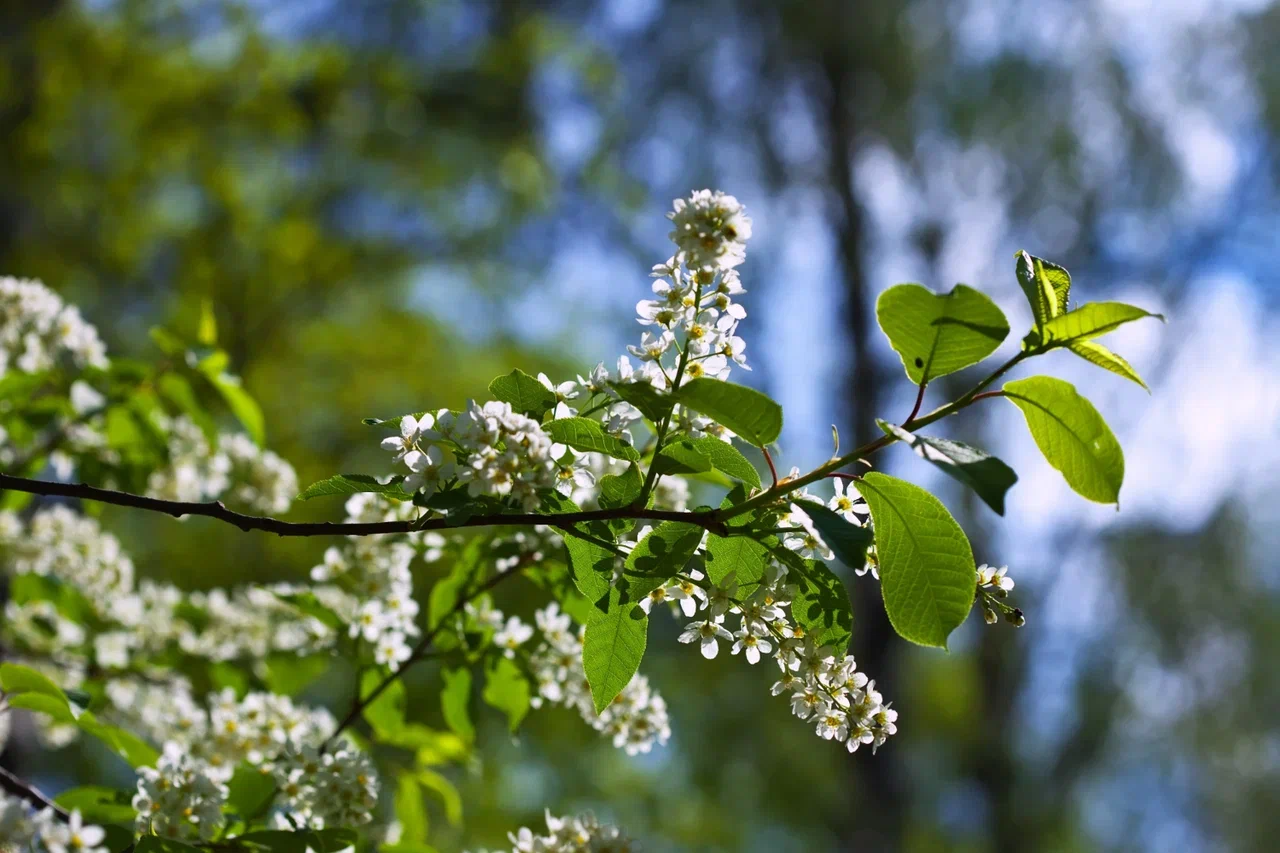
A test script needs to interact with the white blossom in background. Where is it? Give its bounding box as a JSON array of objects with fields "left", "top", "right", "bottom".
[
  {"left": 133, "top": 746, "right": 228, "bottom": 842},
  {"left": 269, "top": 744, "right": 379, "bottom": 828},
  {"left": 0, "top": 277, "right": 108, "bottom": 378},
  {"left": 0, "top": 796, "right": 108, "bottom": 853},
  {"left": 221, "top": 433, "right": 298, "bottom": 515},
  {"left": 464, "top": 809, "right": 636, "bottom": 853}
]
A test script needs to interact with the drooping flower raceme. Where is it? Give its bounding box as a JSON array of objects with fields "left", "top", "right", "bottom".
[
  {"left": 0, "top": 795, "right": 108, "bottom": 853},
  {"left": 464, "top": 809, "right": 636, "bottom": 853}
]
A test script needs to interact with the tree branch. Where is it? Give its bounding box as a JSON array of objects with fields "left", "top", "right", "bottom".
[
  {"left": 0, "top": 764, "right": 69, "bottom": 821},
  {"left": 0, "top": 474, "right": 723, "bottom": 537}
]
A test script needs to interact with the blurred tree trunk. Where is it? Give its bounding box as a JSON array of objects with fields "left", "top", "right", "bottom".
[{"left": 821, "top": 41, "right": 908, "bottom": 853}]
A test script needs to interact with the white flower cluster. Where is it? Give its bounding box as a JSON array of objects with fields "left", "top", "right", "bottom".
[
  {"left": 468, "top": 809, "right": 636, "bottom": 853},
  {"left": 309, "top": 493, "right": 436, "bottom": 670},
  {"left": 381, "top": 405, "right": 597, "bottom": 511},
  {"left": 133, "top": 745, "right": 228, "bottom": 842},
  {"left": 653, "top": 528, "right": 896, "bottom": 755},
  {"left": 976, "top": 563, "right": 1023, "bottom": 627},
  {"left": 104, "top": 684, "right": 337, "bottom": 781},
  {"left": 467, "top": 600, "right": 671, "bottom": 756},
  {"left": 145, "top": 415, "right": 298, "bottom": 515},
  {"left": 0, "top": 276, "right": 108, "bottom": 378},
  {"left": 0, "top": 798, "right": 108, "bottom": 853},
  {"left": 1, "top": 508, "right": 330, "bottom": 679},
  {"left": 668, "top": 188, "right": 752, "bottom": 272},
  {"left": 269, "top": 744, "right": 380, "bottom": 829}
]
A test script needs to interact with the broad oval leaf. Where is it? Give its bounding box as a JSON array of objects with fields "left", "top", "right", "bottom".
[
  {"left": 1066, "top": 340, "right": 1149, "bottom": 392},
  {"left": 854, "top": 473, "right": 976, "bottom": 649},
  {"left": 704, "top": 533, "right": 769, "bottom": 597},
  {"left": 546, "top": 417, "right": 640, "bottom": 462},
  {"left": 688, "top": 436, "right": 761, "bottom": 489},
  {"left": 440, "top": 667, "right": 474, "bottom": 743},
  {"left": 876, "top": 283, "right": 1010, "bottom": 384},
  {"left": 1003, "top": 376, "right": 1124, "bottom": 504},
  {"left": 652, "top": 439, "right": 714, "bottom": 476},
  {"left": 583, "top": 588, "right": 649, "bottom": 713},
  {"left": 623, "top": 521, "right": 704, "bottom": 585},
  {"left": 298, "top": 473, "right": 408, "bottom": 501},
  {"left": 1035, "top": 301, "right": 1163, "bottom": 349},
  {"left": 488, "top": 368, "right": 556, "bottom": 420},
  {"left": 563, "top": 534, "right": 616, "bottom": 606},
  {"left": 877, "top": 420, "right": 1018, "bottom": 515},
  {"left": 790, "top": 560, "right": 854, "bottom": 654},
  {"left": 674, "top": 378, "right": 783, "bottom": 446},
  {"left": 482, "top": 655, "right": 530, "bottom": 732}
]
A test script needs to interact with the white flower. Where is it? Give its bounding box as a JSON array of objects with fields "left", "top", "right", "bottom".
[
  {"left": 667, "top": 189, "right": 752, "bottom": 270},
  {"left": 374, "top": 631, "right": 412, "bottom": 668},
  {"left": 731, "top": 625, "right": 773, "bottom": 664},
  {"left": 828, "top": 479, "right": 868, "bottom": 524},
  {"left": 976, "top": 563, "right": 1014, "bottom": 592},
  {"left": 678, "top": 619, "right": 732, "bottom": 659},
  {"left": 403, "top": 445, "right": 455, "bottom": 498},
  {"left": 665, "top": 571, "right": 708, "bottom": 618},
  {"left": 381, "top": 414, "right": 430, "bottom": 461},
  {"left": 494, "top": 616, "right": 534, "bottom": 658}
]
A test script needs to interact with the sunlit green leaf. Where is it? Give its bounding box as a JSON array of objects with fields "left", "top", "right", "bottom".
[
  {"left": 1003, "top": 376, "right": 1124, "bottom": 504},
  {"left": 854, "top": 473, "right": 976, "bottom": 649},
  {"left": 488, "top": 368, "right": 555, "bottom": 420},
  {"left": 673, "top": 378, "right": 783, "bottom": 446},
  {"left": 1015, "top": 251, "right": 1071, "bottom": 329},
  {"left": 440, "top": 667, "right": 474, "bottom": 743},
  {"left": 794, "top": 501, "right": 873, "bottom": 573},
  {"left": 876, "top": 283, "right": 1010, "bottom": 384},
  {"left": 790, "top": 560, "right": 854, "bottom": 653},
  {"left": 1066, "top": 340, "right": 1150, "bottom": 391},
  {"left": 546, "top": 416, "right": 639, "bottom": 462},
  {"left": 583, "top": 587, "right": 648, "bottom": 713},
  {"left": 481, "top": 656, "right": 530, "bottom": 732},
  {"left": 298, "top": 473, "right": 408, "bottom": 501},
  {"left": 608, "top": 380, "right": 674, "bottom": 423}
]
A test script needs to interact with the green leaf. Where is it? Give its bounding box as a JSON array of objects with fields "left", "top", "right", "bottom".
[
  {"left": 651, "top": 439, "right": 713, "bottom": 476},
  {"left": 440, "top": 667, "right": 474, "bottom": 743},
  {"left": 1066, "top": 340, "right": 1150, "bottom": 392},
  {"left": 1015, "top": 251, "right": 1071, "bottom": 329},
  {"left": 54, "top": 786, "right": 137, "bottom": 824},
  {"left": 77, "top": 716, "right": 160, "bottom": 768},
  {"left": 598, "top": 463, "right": 643, "bottom": 509},
  {"left": 360, "top": 669, "right": 406, "bottom": 739},
  {"left": 488, "top": 368, "right": 555, "bottom": 420},
  {"left": 703, "top": 533, "right": 769, "bottom": 597},
  {"left": 790, "top": 560, "right": 854, "bottom": 653},
  {"left": 297, "top": 473, "right": 408, "bottom": 501},
  {"left": 854, "top": 473, "right": 976, "bottom": 649},
  {"left": 563, "top": 534, "right": 616, "bottom": 605},
  {"left": 0, "top": 663, "right": 78, "bottom": 721},
  {"left": 1032, "top": 301, "right": 1163, "bottom": 349},
  {"left": 876, "top": 283, "right": 1010, "bottom": 384},
  {"left": 545, "top": 417, "right": 640, "bottom": 462},
  {"left": 608, "top": 380, "right": 674, "bottom": 423},
  {"left": 877, "top": 421, "right": 1018, "bottom": 516},
  {"left": 226, "top": 764, "right": 277, "bottom": 819},
  {"left": 417, "top": 768, "right": 463, "bottom": 827},
  {"left": 396, "top": 772, "right": 429, "bottom": 844},
  {"left": 687, "top": 437, "right": 761, "bottom": 489},
  {"left": 262, "top": 654, "right": 330, "bottom": 697},
  {"left": 157, "top": 373, "right": 217, "bottom": 445},
  {"left": 198, "top": 298, "right": 219, "bottom": 346},
  {"left": 1003, "top": 376, "right": 1125, "bottom": 504},
  {"left": 207, "top": 371, "right": 265, "bottom": 445},
  {"left": 623, "top": 521, "right": 703, "bottom": 587},
  {"left": 481, "top": 656, "right": 530, "bottom": 732},
  {"left": 674, "top": 378, "right": 783, "bottom": 446},
  {"left": 583, "top": 588, "right": 648, "bottom": 713},
  {"left": 794, "top": 501, "right": 873, "bottom": 573}
]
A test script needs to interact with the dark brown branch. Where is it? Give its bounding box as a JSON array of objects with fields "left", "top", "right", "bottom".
[
  {"left": 0, "top": 474, "right": 724, "bottom": 537},
  {"left": 0, "top": 764, "right": 70, "bottom": 821}
]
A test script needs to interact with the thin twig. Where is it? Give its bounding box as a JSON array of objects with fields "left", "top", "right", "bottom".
[
  {"left": 905, "top": 380, "right": 928, "bottom": 425},
  {"left": 0, "top": 765, "right": 70, "bottom": 821},
  {"left": 0, "top": 474, "right": 723, "bottom": 538},
  {"left": 761, "top": 446, "right": 779, "bottom": 488}
]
